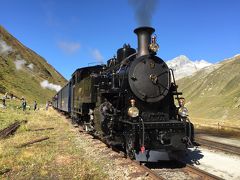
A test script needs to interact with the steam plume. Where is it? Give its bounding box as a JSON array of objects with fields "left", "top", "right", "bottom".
[
  {"left": 40, "top": 80, "right": 61, "bottom": 92},
  {"left": 0, "top": 38, "right": 13, "bottom": 56},
  {"left": 27, "top": 63, "right": 34, "bottom": 70},
  {"left": 14, "top": 59, "right": 26, "bottom": 70},
  {"left": 129, "top": 0, "right": 158, "bottom": 26}
]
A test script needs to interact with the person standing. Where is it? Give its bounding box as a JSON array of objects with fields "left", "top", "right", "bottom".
[
  {"left": 2, "top": 95, "right": 6, "bottom": 107},
  {"left": 33, "top": 101, "right": 37, "bottom": 111},
  {"left": 22, "top": 98, "right": 27, "bottom": 111},
  {"left": 45, "top": 101, "right": 49, "bottom": 110}
]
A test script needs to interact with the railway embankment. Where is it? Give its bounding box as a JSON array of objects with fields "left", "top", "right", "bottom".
[{"left": 0, "top": 100, "right": 109, "bottom": 179}]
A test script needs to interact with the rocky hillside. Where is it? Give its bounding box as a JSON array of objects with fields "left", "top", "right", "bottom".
[
  {"left": 0, "top": 26, "right": 67, "bottom": 103},
  {"left": 177, "top": 54, "right": 240, "bottom": 124}
]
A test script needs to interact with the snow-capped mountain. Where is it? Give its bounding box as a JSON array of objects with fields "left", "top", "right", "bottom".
[{"left": 166, "top": 55, "right": 212, "bottom": 80}]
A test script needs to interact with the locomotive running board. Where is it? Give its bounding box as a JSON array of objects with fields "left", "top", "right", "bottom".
[{"left": 135, "top": 149, "right": 170, "bottom": 162}]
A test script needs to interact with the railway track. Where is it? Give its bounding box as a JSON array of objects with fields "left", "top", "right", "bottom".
[
  {"left": 61, "top": 113, "right": 224, "bottom": 180},
  {"left": 195, "top": 137, "right": 240, "bottom": 156},
  {"left": 149, "top": 160, "right": 222, "bottom": 180},
  {"left": 0, "top": 121, "right": 25, "bottom": 139},
  {"left": 182, "top": 163, "right": 223, "bottom": 180},
  {"left": 78, "top": 126, "right": 163, "bottom": 179},
  {"left": 78, "top": 127, "right": 222, "bottom": 179}
]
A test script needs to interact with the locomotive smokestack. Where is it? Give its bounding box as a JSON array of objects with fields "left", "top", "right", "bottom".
[{"left": 134, "top": 26, "right": 155, "bottom": 57}]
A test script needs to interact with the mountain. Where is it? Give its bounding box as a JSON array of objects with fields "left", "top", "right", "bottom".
[
  {"left": 167, "top": 55, "right": 212, "bottom": 80},
  {"left": 0, "top": 26, "right": 67, "bottom": 103},
  {"left": 177, "top": 54, "right": 240, "bottom": 125}
]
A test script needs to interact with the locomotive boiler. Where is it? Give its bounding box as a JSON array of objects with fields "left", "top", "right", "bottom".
[{"left": 53, "top": 26, "right": 194, "bottom": 162}]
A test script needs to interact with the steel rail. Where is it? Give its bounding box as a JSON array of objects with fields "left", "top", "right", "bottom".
[
  {"left": 195, "top": 137, "right": 240, "bottom": 156},
  {"left": 0, "top": 121, "right": 20, "bottom": 139},
  {"left": 183, "top": 164, "right": 223, "bottom": 180}
]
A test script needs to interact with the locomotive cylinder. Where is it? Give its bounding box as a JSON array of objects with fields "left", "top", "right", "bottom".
[{"left": 134, "top": 27, "right": 155, "bottom": 57}]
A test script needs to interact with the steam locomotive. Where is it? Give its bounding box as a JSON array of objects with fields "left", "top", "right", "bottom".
[{"left": 52, "top": 27, "right": 194, "bottom": 162}]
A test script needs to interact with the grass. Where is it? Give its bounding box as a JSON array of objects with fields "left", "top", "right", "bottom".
[
  {"left": 191, "top": 116, "right": 240, "bottom": 138},
  {"left": 0, "top": 99, "right": 108, "bottom": 179},
  {"left": 177, "top": 55, "right": 240, "bottom": 125}
]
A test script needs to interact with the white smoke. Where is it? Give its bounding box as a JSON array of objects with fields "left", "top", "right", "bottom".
[
  {"left": 27, "top": 63, "right": 34, "bottom": 70},
  {"left": 91, "top": 49, "right": 104, "bottom": 63},
  {"left": 14, "top": 59, "right": 26, "bottom": 70},
  {"left": 0, "top": 38, "right": 13, "bottom": 56},
  {"left": 40, "top": 80, "right": 61, "bottom": 92}
]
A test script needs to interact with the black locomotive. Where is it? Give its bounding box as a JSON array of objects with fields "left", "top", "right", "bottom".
[{"left": 52, "top": 27, "right": 194, "bottom": 162}]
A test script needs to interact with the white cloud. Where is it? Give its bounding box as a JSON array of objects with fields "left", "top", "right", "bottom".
[
  {"left": 58, "top": 41, "right": 80, "bottom": 54},
  {"left": 14, "top": 59, "right": 26, "bottom": 70},
  {"left": 27, "top": 63, "right": 34, "bottom": 70},
  {"left": 40, "top": 80, "right": 61, "bottom": 92},
  {"left": 0, "top": 38, "right": 13, "bottom": 56},
  {"left": 91, "top": 49, "right": 104, "bottom": 62}
]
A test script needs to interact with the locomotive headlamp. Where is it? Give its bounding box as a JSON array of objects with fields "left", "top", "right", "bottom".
[
  {"left": 128, "top": 99, "right": 139, "bottom": 117},
  {"left": 149, "top": 35, "right": 159, "bottom": 53},
  {"left": 128, "top": 107, "right": 139, "bottom": 118}
]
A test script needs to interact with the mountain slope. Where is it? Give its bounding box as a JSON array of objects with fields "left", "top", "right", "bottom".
[
  {"left": 0, "top": 26, "right": 67, "bottom": 103},
  {"left": 177, "top": 54, "right": 240, "bottom": 125},
  {"left": 167, "top": 55, "right": 212, "bottom": 80}
]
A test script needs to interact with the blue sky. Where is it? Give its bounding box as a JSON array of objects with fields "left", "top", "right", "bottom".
[{"left": 0, "top": 0, "right": 239, "bottom": 80}]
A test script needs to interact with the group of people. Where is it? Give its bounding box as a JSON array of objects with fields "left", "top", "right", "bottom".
[
  {"left": 21, "top": 98, "right": 38, "bottom": 111},
  {"left": 1, "top": 93, "right": 51, "bottom": 111},
  {"left": 21, "top": 99, "right": 51, "bottom": 111},
  {"left": 1, "top": 93, "right": 15, "bottom": 108}
]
